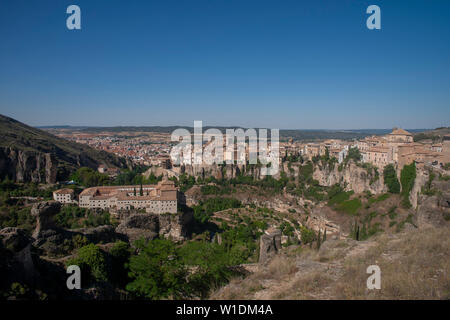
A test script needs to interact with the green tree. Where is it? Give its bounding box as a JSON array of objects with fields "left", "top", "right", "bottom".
[
  {"left": 67, "top": 244, "right": 108, "bottom": 284},
  {"left": 110, "top": 241, "right": 131, "bottom": 287},
  {"left": 126, "top": 239, "right": 190, "bottom": 299},
  {"left": 383, "top": 164, "right": 400, "bottom": 194},
  {"left": 70, "top": 167, "right": 110, "bottom": 187},
  {"left": 346, "top": 147, "right": 362, "bottom": 163},
  {"left": 400, "top": 162, "right": 416, "bottom": 208},
  {"left": 179, "top": 241, "right": 236, "bottom": 298}
]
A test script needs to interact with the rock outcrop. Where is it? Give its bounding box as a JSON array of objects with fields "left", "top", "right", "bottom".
[
  {"left": 76, "top": 225, "right": 119, "bottom": 244},
  {"left": 116, "top": 214, "right": 159, "bottom": 243},
  {"left": 0, "top": 227, "right": 32, "bottom": 252},
  {"left": 415, "top": 180, "right": 450, "bottom": 228},
  {"left": 313, "top": 161, "right": 386, "bottom": 194},
  {"left": 31, "top": 201, "right": 62, "bottom": 239},
  {"left": 116, "top": 212, "right": 193, "bottom": 243},
  {"left": 0, "top": 115, "right": 129, "bottom": 183},
  {"left": 410, "top": 168, "right": 428, "bottom": 209},
  {"left": 259, "top": 229, "right": 282, "bottom": 264},
  {"left": 159, "top": 212, "right": 193, "bottom": 241},
  {"left": 0, "top": 147, "right": 58, "bottom": 183}
]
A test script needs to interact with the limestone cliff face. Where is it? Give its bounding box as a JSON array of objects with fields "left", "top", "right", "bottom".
[
  {"left": 409, "top": 169, "right": 428, "bottom": 209},
  {"left": 159, "top": 211, "right": 193, "bottom": 242},
  {"left": 116, "top": 212, "right": 193, "bottom": 243},
  {"left": 312, "top": 161, "right": 387, "bottom": 194},
  {"left": 414, "top": 180, "right": 450, "bottom": 228},
  {"left": 0, "top": 147, "right": 58, "bottom": 184},
  {"left": 180, "top": 163, "right": 263, "bottom": 180},
  {"left": 0, "top": 115, "right": 130, "bottom": 183}
]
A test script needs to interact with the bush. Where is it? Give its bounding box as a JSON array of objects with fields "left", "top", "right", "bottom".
[{"left": 300, "top": 226, "right": 316, "bottom": 244}]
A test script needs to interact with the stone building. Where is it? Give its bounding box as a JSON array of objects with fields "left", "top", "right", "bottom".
[
  {"left": 386, "top": 128, "right": 414, "bottom": 143},
  {"left": 78, "top": 178, "right": 178, "bottom": 214}
]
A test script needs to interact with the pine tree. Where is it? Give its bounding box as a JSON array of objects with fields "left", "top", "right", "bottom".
[
  {"left": 133, "top": 187, "right": 136, "bottom": 196},
  {"left": 323, "top": 228, "right": 327, "bottom": 242},
  {"left": 317, "top": 229, "right": 322, "bottom": 250},
  {"left": 139, "top": 183, "right": 143, "bottom": 196}
]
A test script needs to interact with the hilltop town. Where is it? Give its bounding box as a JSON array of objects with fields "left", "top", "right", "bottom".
[{"left": 1, "top": 117, "right": 449, "bottom": 300}]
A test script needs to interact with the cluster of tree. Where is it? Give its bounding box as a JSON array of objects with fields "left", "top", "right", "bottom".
[
  {"left": 345, "top": 147, "right": 362, "bottom": 163},
  {"left": 112, "top": 166, "right": 161, "bottom": 186},
  {"left": 413, "top": 132, "right": 441, "bottom": 143},
  {"left": 219, "top": 221, "right": 260, "bottom": 264},
  {"left": 283, "top": 153, "right": 304, "bottom": 163},
  {"left": 350, "top": 220, "right": 382, "bottom": 241},
  {"left": 70, "top": 167, "right": 110, "bottom": 187},
  {"left": 0, "top": 204, "right": 34, "bottom": 233},
  {"left": 0, "top": 179, "right": 56, "bottom": 199},
  {"left": 66, "top": 238, "right": 243, "bottom": 299},
  {"left": 192, "top": 197, "right": 242, "bottom": 224},
  {"left": 55, "top": 205, "right": 112, "bottom": 229},
  {"left": 176, "top": 174, "right": 196, "bottom": 193}
]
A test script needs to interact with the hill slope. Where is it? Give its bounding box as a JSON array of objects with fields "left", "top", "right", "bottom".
[{"left": 0, "top": 114, "right": 128, "bottom": 183}]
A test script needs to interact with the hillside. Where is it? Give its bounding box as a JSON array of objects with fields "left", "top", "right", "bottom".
[
  {"left": 414, "top": 127, "right": 450, "bottom": 143},
  {"left": 0, "top": 114, "right": 129, "bottom": 183},
  {"left": 212, "top": 226, "right": 450, "bottom": 299}
]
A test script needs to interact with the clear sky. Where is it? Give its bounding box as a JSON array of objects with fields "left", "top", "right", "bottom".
[{"left": 0, "top": 0, "right": 449, "bottom": 129}]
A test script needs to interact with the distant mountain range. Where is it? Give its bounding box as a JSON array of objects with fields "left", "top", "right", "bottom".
[
  {"left": 37, "top": 125, "right": 428, "bottom": 141},
  {"left": 0, "top": 115, "right": 129, "bottom": 183}
]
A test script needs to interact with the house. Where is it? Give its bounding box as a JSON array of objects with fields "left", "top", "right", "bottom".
[{"left": 53, "top": 188, "right": 75, "bottom": 204}]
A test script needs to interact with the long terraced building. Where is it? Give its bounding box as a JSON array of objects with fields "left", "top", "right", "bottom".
[{"left": 79, "top": 178, "right": 177, "bottom": 213}]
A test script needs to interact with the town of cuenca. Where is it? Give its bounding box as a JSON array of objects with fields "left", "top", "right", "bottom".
[{"left": 1, "top": 0, "right": 449, "bottom": 305}]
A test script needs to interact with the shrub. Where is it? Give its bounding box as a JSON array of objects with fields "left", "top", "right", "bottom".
[{"left": 300, "top": 226, "right": 316, "bottom": 244}]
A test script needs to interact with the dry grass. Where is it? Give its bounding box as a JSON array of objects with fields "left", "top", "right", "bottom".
[
  {"left": 267, "top": 255, "right": 298, "bottom": 280},
  {"left": 212, "top": 226, "right": 450, "bottom": 300},
  {"left": 334, "top": 227, "right": 450, "bottom": 299}
]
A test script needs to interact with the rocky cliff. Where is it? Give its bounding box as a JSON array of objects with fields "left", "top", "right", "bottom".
[
  {"left": 0, "top": 114, "right": 129, "bottom": 183},
  {"left": 116, "top": 211, "right": 193, "bottom": 243},
  {"left": 313, "top": 161, "right": 386, "bottom": 194}
]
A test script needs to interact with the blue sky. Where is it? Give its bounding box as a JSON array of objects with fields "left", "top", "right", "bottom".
[{"left": 0, "top": 0, "right": 449, "bottom": 129}]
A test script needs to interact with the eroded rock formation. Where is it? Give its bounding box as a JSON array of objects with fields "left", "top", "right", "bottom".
[
  {"left": 259, "top": 229, "right": 282, "bottom": 264},
  {"left": 31, "top": 201, "right": 62, "bottom": 239},
  {"left": 115, "top": 211, "right": 193, "bottom": 243},
  {"left": 313, "top": 161, "right": 386, "bottom": 194}
]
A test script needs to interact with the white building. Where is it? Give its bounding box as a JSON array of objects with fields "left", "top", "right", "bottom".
[{"left": 53, "top": 188, "right": 75, "bottom": 204}]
